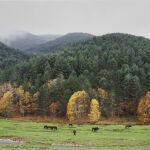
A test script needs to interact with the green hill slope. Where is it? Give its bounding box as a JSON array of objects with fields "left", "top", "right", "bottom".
[
  {"left": 0, "top": 33, "right": 150, "bottom": 117},
  {"left": 0, "top": 42, "right": 29, "bottom": 69}
]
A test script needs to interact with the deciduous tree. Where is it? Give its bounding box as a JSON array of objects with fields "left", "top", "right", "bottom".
[
  {"left": 88, "top": 99, "right": 101, "bottom": 123},
  {"left": 67, "top": 90, "right": 90, "bottom": 123},
  {"left": 16, "top": 86, "right": 39, "bottom": 115},
  {"left": 137, "top": 91, "right": 150, "bottom": 123},
  {"left": 0, "top": 91, "right": 14, "bottom": 117},
  {"left": 49, "top": 101, "right": 61, "bottom": 117}
]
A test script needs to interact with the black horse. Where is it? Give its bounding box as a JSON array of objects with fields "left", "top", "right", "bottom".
[
  {"left": 44, "top": 125, "right": 57, "bottom": 130},
  {"left": 73, "top": 129, "right": 77, "bottom": 136},
  {"left": 92, "top": 127, "right": 99, "bottom": 132},
  {"left": 125, "top": 124, "right": 132, "bottom": 129}
]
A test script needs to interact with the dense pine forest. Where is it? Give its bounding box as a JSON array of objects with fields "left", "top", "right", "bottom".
[
  {"left": 0, "top": 42, "right": 30, "bottom": 69},
  {"left": 0, "top": 33, "right": 150, "bottom": 123}
]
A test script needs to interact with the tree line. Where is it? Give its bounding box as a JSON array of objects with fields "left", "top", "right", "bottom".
[{"left": 0, "top": 33, "right": 150, "bottom": 122}]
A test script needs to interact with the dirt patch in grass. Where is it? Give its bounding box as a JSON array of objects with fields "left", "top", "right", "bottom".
[
  {"left": 51, "top": 142, "right": 82, "bottom": 147},
  {"left": 51, "top": 140, "right": 94, "bottom": 147},
  {"left": 0, "top": 136, "right": 24, "bottom": 144}
]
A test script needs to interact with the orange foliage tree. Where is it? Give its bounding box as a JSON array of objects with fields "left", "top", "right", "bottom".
[
  {"left": 137, "top": 91, "right": 150, "bottom": 123},
  {"left": 24, "top": 91, "right": 39, "bottom": 115},
  {"left": 0, "top": 83, "right": 14, "bottom": 98},
  {"left": 49, "top": 101, "right": 61, "bottom": 117},
  {"left": 97, "top": 88, "right": 108, "bottom": 99},
  {"left": 67, "top": 90, "right": 90, "bottom": 123},
  {"left": 118, "top": 101, "right": 135, "bottom": 117},
  {"left": 0, "top": 91, "right": 14, "bottom": 117},
  {"left": 16, "top": 86, "right": 39, "bottom": 116},
  {"left": 97, "top": 88, "right": 109, "bottom": 117},
  {"left": 16, "top": 86, "right": 25, "bottom": 116},
  {"left": 88, "top": 99, "right": 101, "bottom": 123}
]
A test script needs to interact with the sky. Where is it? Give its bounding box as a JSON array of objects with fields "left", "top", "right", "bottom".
[{"left": 0, "top": 0, "right": 150, "bottom": 38}]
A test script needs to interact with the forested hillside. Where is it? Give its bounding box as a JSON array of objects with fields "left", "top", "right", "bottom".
[
  {"left": 26, "top": 32, "right": 93, "bottom": 55},
  {"left": 0, "top": 42, "right": 29, "bottom": 69},
  {"left": 0, "top": 33, "right": 150, "bottom": 121}
]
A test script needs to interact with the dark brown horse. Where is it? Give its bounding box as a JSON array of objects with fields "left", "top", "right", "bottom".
[
  {"left": 92, "top": 127, "right": 99, "bottom": 132},
  {"left": 44, "top": 125, "right": 57, "bottom": 130},
  {"left": 125, "top": 124, "right": 132, "bottom": 129},
  {"left": 69, "top": 123, "right": 73, "bottom": 126}
]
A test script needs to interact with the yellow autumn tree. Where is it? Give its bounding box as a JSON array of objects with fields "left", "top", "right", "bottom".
[
  {"left": 88, "top": 99, "right": 101, "bottom": 123},
  {"left": 32, "top": 92, "right": 39, "bottom": 113},
  {"left": 16, "top": 86, "right": 25, "bottom": 116},
  {"left": 67, "top": 90, "right": 90, "bottom": 123},
  {"left": 137, "top": 91, "right": 150, "bottom": 123},
  {"left": 23, "top": 91, "right": 39, "bottom": 115},
  {"left": 0, "top": 83, "right": 15, "bottom": 103},
  {"left": 0, "top": 91, "right": 13, "bottom": 117}
]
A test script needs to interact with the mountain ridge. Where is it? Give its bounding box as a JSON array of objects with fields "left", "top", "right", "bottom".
[
  {"left": 26, "top": 32, "right": 94, "bottom": 55},
  {"left": 0, "top": 31, "right": 61, "bottom": 51}
]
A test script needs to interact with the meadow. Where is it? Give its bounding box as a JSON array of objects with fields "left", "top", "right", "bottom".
[{"left": 0, "top": 119, "right": 150, "bottom": 150}]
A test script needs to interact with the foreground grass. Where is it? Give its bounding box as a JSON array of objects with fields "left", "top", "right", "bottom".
[{"left": 0, "top": 119, "right": 150, "bottom": 149}]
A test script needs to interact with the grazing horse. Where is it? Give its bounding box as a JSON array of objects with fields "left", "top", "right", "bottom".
[
  {"left": 44, "top": 125, "right": 57, "bottom": 130},
  {"left": 125, "top": 124, "right": 132, "bottom": 129},
  {"left": 73, "top": 130, "right": 76, "bottom": 136},
  {"left": 69, "top": 123, "right": 73, "bottom": 126},
  {"left": 92, "top": 127, "right": 99, "bottom": 132}
]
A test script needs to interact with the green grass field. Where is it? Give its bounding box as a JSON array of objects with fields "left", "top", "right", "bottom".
[{"left": 0, "top": 119, "right": 150, "bottom": 150}]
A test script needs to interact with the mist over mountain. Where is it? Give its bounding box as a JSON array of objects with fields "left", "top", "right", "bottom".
[
  {"left": 26, "top": 32, "right": 94, "bottom": 55},
  {"left": 0, "top": 31, "right": 61, "bottom": 51}
]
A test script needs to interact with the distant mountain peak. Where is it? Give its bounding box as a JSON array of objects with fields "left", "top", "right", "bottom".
[
  {"left": 0, "top": 31, "right": 61, "bottom": 50},
  {"left": 26, "top": 32, "right": 94, "bottom": 55}
]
